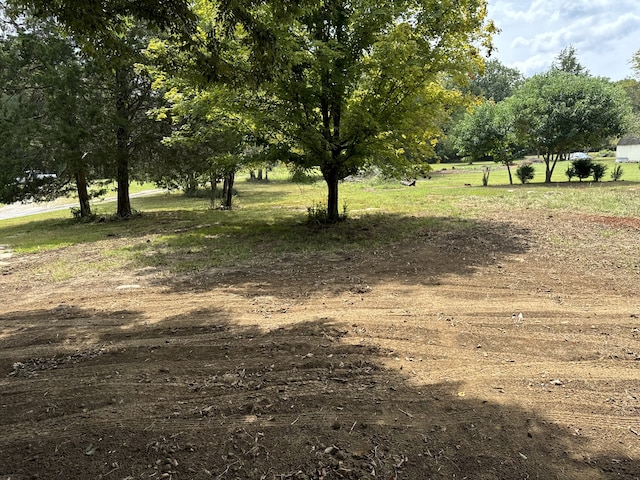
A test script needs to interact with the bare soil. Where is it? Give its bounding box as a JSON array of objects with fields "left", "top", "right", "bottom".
[{"left": 1, "top": 208, "right": 640, "bottom": 479}]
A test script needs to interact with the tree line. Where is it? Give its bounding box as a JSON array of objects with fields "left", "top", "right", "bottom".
[
  {"left": 452, "top": 46, "right": 635, "bottom": 184},
  {"left": 0, "top": 2, "right": 637, "bottom": 222}
]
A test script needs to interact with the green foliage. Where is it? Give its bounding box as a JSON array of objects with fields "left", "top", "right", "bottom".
[
  {"left": 453, "top": 101, "right": 523, "bottom": 184},
  {"left": 611, "top": 165, "right": 624, "bottom": 181},
  {"left": 566, "top": 158, "right": 608, "bottom": 182},
  {"left": 509, "top": 71, "right": 631, "bottom": 182},
  {"left": 468, "top": 59, "right": 524, "bottom": 102},
  {"left": 0, "top": 10, "right": 169, "bottom": 218},
  {"left": 616, "top": 78, "right": 640, "bottom": 136},
  {"left": 516, "top": 163, "right": 535, "bottom": 184},
  {"left": 216, "top": 0, "right": 496, "bottom": 221},
  {"left": 551, "top": 45, "right": 588, "bottom": 75},
  {"left": 591, "top": 163, "right": 607, "bottom": 182},
  {"left": 570, "top": 158, "right": 594, "bottom": 181},
  {"left": 307, "top": 202, "right": 348, "bottom": 225}
]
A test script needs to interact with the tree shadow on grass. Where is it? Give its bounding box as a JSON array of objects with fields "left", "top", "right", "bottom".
[
  {"left": 0, "top": 313, "right": 636, "bottom": 479},
  {"left": 141, "top": 213, "right": 532, "bottom": 297}
]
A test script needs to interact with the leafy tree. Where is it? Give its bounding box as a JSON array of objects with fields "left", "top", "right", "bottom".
[
  {"left": 216, "top": 0, "right": 495, "bottom": 222},
  {"left": 453, "top": 101, "right": 521, "bottom": 184},
  {"left": 146, "top": 32, "right": 259, "bottom": 210},
  {"left": 551, "top": 45, "right": 588, "bottom": 75},
  {"left": 6, "top": 3, "right": 172, "bottom": 218},
  {"left": 508, "top": 71, "right": 629, "bottom": 182},
  {"left": 619, "top": 51, "right": 640, "bottom": 135},
  {"left": 469, "top": 59, "right": 524, "bottom": 102},
  {"left": 0, "top": 21, "right": 107, "bottom": 216}
]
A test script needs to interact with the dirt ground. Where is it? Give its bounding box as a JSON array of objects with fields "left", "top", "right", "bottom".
[{"left": 1, "top": 208, "right": 640, "bottom": 479}]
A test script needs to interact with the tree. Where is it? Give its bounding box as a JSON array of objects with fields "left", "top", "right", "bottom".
[
  {"left": 551, "top": 45, "right": 588, "bottom": 75},
  {"left": 453, "top": 101, "right": 520, "bottom": 184},
  {"left": 469, "top": 59, "right": 524, "bottom": 102},
  {"left": 508, "top": 71, "right": 629, "bottom": 182},
  {"left": 6, "top": 2, "right": 173, "bottom": 218},
  {"left": 0, "top": 20, "right": 107, "bottom": 216},
  {"left": 218, "top": 0, "right": 495, "bottom": 222}
]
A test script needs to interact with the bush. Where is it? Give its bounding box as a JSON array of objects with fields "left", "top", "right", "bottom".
[
  {"left": 611, "top": 165, "right": 624, "bottom": 181},
  {"left": 570, "top": 158, "right": 593, "bottom": 181},
  {"left": 516, "top": 163, "right": 535, "bottom": 184},
  {"left": 565, "top": 165, "right": 576, "bottom": 182},
  {"left": 591, "top": 163, "right": 607, "bottom": 182}
]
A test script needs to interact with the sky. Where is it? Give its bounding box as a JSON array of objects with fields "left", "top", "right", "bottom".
[{"left": 486, "top": 0, "right": 640, "bottom": 80}]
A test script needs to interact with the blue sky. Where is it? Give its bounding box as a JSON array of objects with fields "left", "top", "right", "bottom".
[{"left": 486, "top": 0, "right": 640, "bottom": 80}]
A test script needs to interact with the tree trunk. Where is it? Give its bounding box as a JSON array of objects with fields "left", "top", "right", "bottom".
[
  {"left": 544, "top": 153, "right": 561, "bottom": 183},
  {"left": 116, "top": 142, "right": 131, "bottom": 217},
  {"left": 223, "top": 172, "right": 234, "bottom": 209},
  {"left": 506, "top": 163, "right": 513, "bottom": 185},
  {"left": 322, "top": 167, "right": 340, "bottom": 223},
  {"left": 115, "top": 68, "right": 132, "bottom": 218},
  {"left": 75, "top": 169, "right": 92, "bottom": 217}
]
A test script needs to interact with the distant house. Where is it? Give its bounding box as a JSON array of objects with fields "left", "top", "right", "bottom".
[{"left": 616, "top": 137, "right": 640, "bottom": 163}]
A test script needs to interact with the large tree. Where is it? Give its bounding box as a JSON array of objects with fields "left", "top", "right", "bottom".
[
  {"left": 508, "top": 71, "right": 629, "bottom": 182},
  {"left": 215, "top": 0, "right": 495, "bottom": 222},
  {"left": 0, "top": 21, "right": 107, "bottom": 216},
  {"left": 5, "top": 2, "right": 174, "bottom": 218},
  {"left": 453, "top": 101, "right": 521, "bottom": 184}
]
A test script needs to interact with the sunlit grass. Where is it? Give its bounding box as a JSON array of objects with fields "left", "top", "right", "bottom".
[{"left": 2, "top": 161, "right": 639, "bottom": 275}]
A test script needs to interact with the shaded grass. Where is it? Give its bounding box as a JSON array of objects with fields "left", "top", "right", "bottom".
[{"left": 2, "top": 163, "right": 639, "bottom": 275}]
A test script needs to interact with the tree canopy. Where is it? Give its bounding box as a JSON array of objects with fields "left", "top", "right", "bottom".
[
  {"left": 209, "top": 0, "right": 496, "bottom": 221},
  {"left": 551, "top": 45, "right": 589, "bottom": 76},
  {"left": 508, "top": 71, "right": 630, "bottom": 182},
  {"left": 453, "top": 101, "right": 520, "bottom": 184},
  {"left": 468, "top": 59, "right": 524, "bottom": 102}
]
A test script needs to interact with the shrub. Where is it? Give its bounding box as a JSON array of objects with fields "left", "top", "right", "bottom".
[
  {"left": 570, "top": 158, "right": 594, "bottom": 181},
  {"left": 611, "top": 164, "right": 624, "bottom": 181},
  {"left": 516, "top": 163, "right": 535, "bottom": 184},
  {"left": 307, "top": 202, "right": 347, "bottom": 225},
  {"left": 565, "top": 165, "right": 576, "bottom": 182},
  {"left": 591, "top": 163, "right": 607, "bottom": 182}
]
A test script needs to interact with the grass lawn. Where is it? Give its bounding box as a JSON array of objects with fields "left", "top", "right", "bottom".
[{"left": 1, "top": 158, "right": 639, "bottom": 275}]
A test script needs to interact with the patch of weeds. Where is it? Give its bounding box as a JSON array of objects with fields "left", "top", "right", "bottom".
[{"left": 307, "top": 202, "right": 348, "bottom": 225}]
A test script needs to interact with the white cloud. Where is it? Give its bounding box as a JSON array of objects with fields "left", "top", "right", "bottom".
[{"left": 487, "top": 0, "right": 640, "bottom": 79}]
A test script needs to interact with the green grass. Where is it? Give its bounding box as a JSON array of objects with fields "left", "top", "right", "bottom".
[{"left": 2, "top": 162, "right": 639, "bottom": 275}]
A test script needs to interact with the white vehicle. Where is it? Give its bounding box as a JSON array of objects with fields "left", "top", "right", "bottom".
[
  {"left": 15, "top": 170, "right": 57, "bottom": 184},
  {"left": 569, "top": 152, "right": 591, "bottom": 160}
]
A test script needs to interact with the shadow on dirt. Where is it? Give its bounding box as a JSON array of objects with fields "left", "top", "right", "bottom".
[
  {"left": 1, "top": 312, "right": 635, "bottom": 479},
  {"left": 143, "top": 214, "right": 532, "bottom": 298}
]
